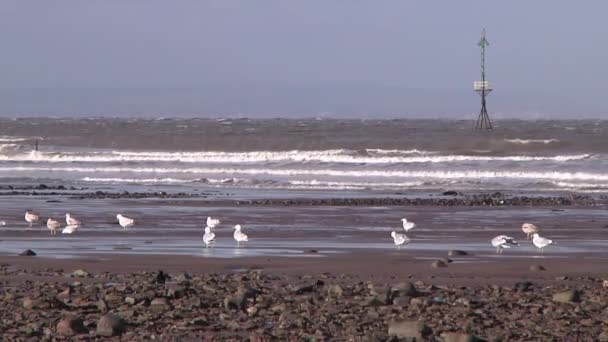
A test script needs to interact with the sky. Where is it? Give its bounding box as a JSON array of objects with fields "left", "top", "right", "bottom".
[{"left": 0, "top": 1, "right": 606, "bottom": 118}]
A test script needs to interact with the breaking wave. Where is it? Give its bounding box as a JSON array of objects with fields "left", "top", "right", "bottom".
[
  {"left": 504, "top": 138, "right": 560, "bottom": 144},
  {"left": 3, "top": 166, "right": 608, "bottom": 182},
  {"left": 0, "top": 149, "right": 591, "bottom": 164}
]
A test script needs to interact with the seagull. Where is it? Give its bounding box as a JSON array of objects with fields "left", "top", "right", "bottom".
[
  {"left": 46, "top": 218, "right": 61, "bottom": 235},
  {"left": 117, "top": 214, "right": 134, "bottom": 230},
  {"left": 491, "top": 235, "right": 519, "bottom": 254},
  {"left": 532, "top": 233, "right": 553, "bottom": 253},
  {"left": 206, "top": 216, "right": 220, "bottom": 229},
  {"left": 203, "top": 226, "right": 216, "bottom": 248},
  {"left": 65, "top": 213, "right": 82, "bottom": 226},
  {"left": 25, "top": 211, "right": 40, "bottom": 227},
  {"left": 522, "top": 223, "right": 540, "bottom": 240},
  {"left": 62, "top": 224, "right": 79, "bottom": 234},
  {"left": 391, "top": 231, "right": 410, "bottom": 248},
  {"left": 233, "top": 224, "right": 249, "bottom": 247},
  {"left": 401, "top": 218, "right": 415, "bottom": 232}
]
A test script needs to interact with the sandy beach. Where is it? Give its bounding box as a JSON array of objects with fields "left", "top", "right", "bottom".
[{"left": 1, "top": 190, "right": 607, "bottom": 340}]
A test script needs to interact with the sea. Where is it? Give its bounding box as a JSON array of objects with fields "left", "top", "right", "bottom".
[{"left": 0, "top": 118, "right": 606, "bottom": 194}]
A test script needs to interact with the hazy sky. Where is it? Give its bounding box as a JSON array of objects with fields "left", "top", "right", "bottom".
[{"left": 1, "top": 1, "right": 606, "bottom": 118}]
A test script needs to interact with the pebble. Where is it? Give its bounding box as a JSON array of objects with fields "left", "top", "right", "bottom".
[{"left": 96, "top": 313, "right": 126, "bottom": 337}]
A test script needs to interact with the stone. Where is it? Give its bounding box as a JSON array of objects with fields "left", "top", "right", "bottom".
[
  {"left": 125, "top": 297, "right": 136, "bottom": 305},
  {"left": 529, "top": 265, "right": 546, "bottom": 272},
  {"left": 598, "top": 330, "right": 608, "bottom": 342},
  {"left": 431, "top": 260, "right": 448, "bottom": 268},
  {"left": 388, "top": 320, "right": 431, "bottom": 339},
  {"left": 22, "top": 297, "right": 35, "bottom": 309},
  {"left": 513, "top": 281, "right": 533, "bottom": 292},
  {"left": 553, "top": 289, "right": 580, "bottom": 303},
  {"left": 96, "top": 299, "right": 108, "bottom": 312},
  {"left": 150, "top": 297, "right": 172, "bottom": 311},
  {"left": 392, "top": 282, "right": 418, "bottom": 297},
  {"left": 392, "top": 296, "right": 411, "bottom": 306},
  {"left": 56, "top": 316, "right": 87, "bottom": 335},
  {"left": 19, "top": 249, "right": 36, "bottom": 256},
  {"left": 441, "top": 332, "right": 480, "bottom": 342},
  {"left": 327, "top": 284, "right": 344, "bottom": 297},
  {"left": 448, "top": 250, "right": 468, "bottom": 256},
  {"left": 96, "top": 313, "right": 125, "bottom": 337},
  {"left": 72, "top": 269, "right": 88, "bottom": 277}
]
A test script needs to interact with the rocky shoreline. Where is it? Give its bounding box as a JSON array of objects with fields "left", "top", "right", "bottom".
[
  {"left": 0, "top": 185, "right": 606, "bottom": 207},
  {"left": 1, "top": 265, "right": 606, "bottom": 341}
]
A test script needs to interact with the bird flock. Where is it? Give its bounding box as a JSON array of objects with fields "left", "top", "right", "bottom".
[
  {"left": 13, "top": 211, "right": 555, "bottom": 253},
  {"left": 202, "top": 217, "right": 249, "bottom": 248},
  {"left": 391, "top": 218, "right": 553, "bottom": 254},
  {"left": 22, "top": 210, "right": 131, "bottom": 235}
]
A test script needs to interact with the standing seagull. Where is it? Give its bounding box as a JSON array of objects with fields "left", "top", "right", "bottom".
[
  {"left": 206, "top": 216, "right": 220, "bottom": 229},
  {"left": 390, "top": 231, "right": 410, "bottom": 249},
  {"left": 491, "top": 235, "right": 519, "bottom": 254},
  {"left": 401, "top": 218, "right": 416, "bottom": 232},
  {"left": 117, "top": 214, "right": 134, "bottom": 230},
  {"left": 203, "top": 226, "right": 216, "bottom": 248},
  {"left": 25, "top": 210, "right": 40, "bottom": 227},
  {"left": 46, "top": 218, "right": 61, "bottom": 235},
  {"left": 65, "top": 213, "right": 82, "bottom": 226},
  {"left": 532, "top": 233, "right": 553, "bottom": 253},
  {"left": 233, "top": 224, "right": 249, "bottom": 247},
  {"left": 522, "top": 223, "right": 540, "bottom": 240}
]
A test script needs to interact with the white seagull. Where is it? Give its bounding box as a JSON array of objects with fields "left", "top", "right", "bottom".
[
  {"left": 117, "top": 214, "right": 134, "bottom": 230},
  {"left": 62, "top": 224, "right": 79, "bottom": 234},
  {"left": 65, "top": 213, "right": 82, "bottom": 226},
  {"left": 25, "top": 211, "right": 40, "bottom": 227},
  {"left": 233, "top": 224, "right": 249, "bottom": 247},
  {"left": 522, "top": 223, "right": 540, "bottom": 240},
  {"left": 206, "top": 216, "right": 220, "bottom": 229},
  {"left": 532, "top": 233, "right": 553, "bottom": 253},
  {"left": 203, "top": 226, "right": 216, "bottom": 248},
  {"left": 391, "top": 231, "right": 410, "bottom": 248},
  {"left": 46, "top": 218, "right": 62, "bottom": 235},
  {"left": 491, "top": 235, "right": 519, "bottom": 254},
  {"left": 401, "top": 218, "right": 416, "bottom": 232}
]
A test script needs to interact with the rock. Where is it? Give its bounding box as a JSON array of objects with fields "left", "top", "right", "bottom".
[
  {"left": 327, "top": 284, "right": 344, "bottom": 297},
  {"left": 362, "top": 296, "right": 385, "bottom": 307},
  {"left": 124, "top": 297, "right": 136, "bottom": 305},
  {"left": 513, "top": 281, "right": 533, "bottom": 292},
  {"left": 443, "top": 191, "right": 459, "bottom": 196},
  {"left": 175, "top": 272, "right": 192, "bottom": 284},
  {"left": 392, "top": 296, "right": 411, "bottom": 306},
  {"left": 293, "top": 280, "right": 324, "bottom": 294},
  {"left": 56, "top": 316, "right": 87, "bottom": 335},
  {"left": 392, "top": 282, "right": 418, "bottom": 297},
  {"left": 96, "top": 313, "right": 125, "bottom": 337},
  {"left": 388, "top": 320, "right": 431, "bottom": 339},
  {"left": 150, "top": 297, "right": 172, "bottom": 311},
  {"left": 156, "top": 270, "right": 168, "bottom": 284},
  {"left": 22, "top": 297, "right": 35, "bottom": 309},
  {"left": 72, "top": 269, "right": 88, "bottom": 277},
  {"left": 440, "top": 332, "right": 480, "bottom": 342},
  {"left": 598, "top": 330, "right": 608, "bottom": 342},
  {"left": 19, "top": 249, "right": 36, "bottom": 256},
  {"left": 96, "top": 299, "right": 108, "bottom": 312},
  {"left": 448, "top": 250, "right": 468, "bottom": 256},
  {"left": 431, "top": 260, "right": 448, "bottom": 268},
  {"left": 553, "top": 289, "right": 580, "bottom": 303},
  {"left": 529, "top": 265, "right": 546, "bottom": 272}
]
